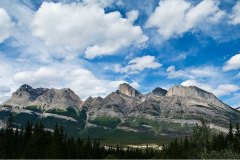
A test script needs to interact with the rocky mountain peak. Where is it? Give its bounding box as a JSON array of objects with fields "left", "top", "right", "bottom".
[
  {"left": 166, "top": 85, "right": 216, "bottom": 100},
  {"left": 151, "top": 87, "right": 167, "bottom": 96},
  {"left": 85, "top": 96, "right": 94, "bottom": 102},
  {"left": 60, "top": 88, "right": 79, "bottom": 98},
  {"left": 117, "top": 83, "right": 142, "bottom": 97},
  {"left": 3, "top": 85, "right": 82, "bottom": 110},
  {"left": 14, "top": 84, "right": 48, "bottom": 101},
  {"left": 19, "top": 84, "right": 33, "bottom": 92}
]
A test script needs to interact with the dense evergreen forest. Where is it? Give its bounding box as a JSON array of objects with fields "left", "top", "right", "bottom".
[{"left": 1, "top": 116, "right": 240, "bottom": 159}]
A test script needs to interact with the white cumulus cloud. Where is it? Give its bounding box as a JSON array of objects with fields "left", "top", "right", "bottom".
[
  {"left": 166, "top": 65, "right": 219, "bottom": 79},
  {"left": 126, "top": 10, "right": 139, "bottom": 22},
  {"left": 14, "top": 67, "right": 62, "bottom": 86},
  {"left": 181, "top": 80, "right": 213, "bottom": 93},
  {"left": 181, "top": 79, "right": 239, "bottom": 97},
  {"left": 229, "top": 1, "right": 240, "bottom": 25},
  {"left": 214, "top": 84, "right": 240, "bottom": 97},
  {"left": 146, "top": 0, "right": 224, "bottom": 39},
  {"left": 223, "top": 53, "right": 240, "bottom": 71},
  {"left": 31, "top": 2, "right": 148, "bottom": 59},
  {"left": 0, "top": 54, "right": 139, "bottom": 101},
  {"left": 13, "top": 65, "right": 138, "bottom": 99},
  {"left": 83, "top": 0, "right": 114, "bottom": 8},
  {"left": 114, "top": 55, "right": 162, "bottom": 74},
  {"left": 0, "top": 8, "right": 13, "bottom": 43}
]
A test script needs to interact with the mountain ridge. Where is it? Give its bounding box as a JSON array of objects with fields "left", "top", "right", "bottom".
[
  {"left": 0, "top": 83, "right": 239, "bottom": 137},
  {"left": 2, "top": 84, "right": 83, "bottom": 110}
]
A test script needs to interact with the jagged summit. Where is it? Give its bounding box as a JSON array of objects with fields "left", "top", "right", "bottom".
[
  {"left": 19, "top": 84, "right": 33, "bottom": 91},
  {"left": 3, "top": 84, "right": 82, "bottom": 110},
  {"left": 13, "top": 84, "right": 48, "bottom": 102},
  {"left": 117, "top": 83, "right": 142, "bottom": 97},
  {"left": 151, "top": 87, "right": 167, "bottom": 96}
]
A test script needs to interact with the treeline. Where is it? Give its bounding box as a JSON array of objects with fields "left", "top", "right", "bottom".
[
  {"left": 0, "top": 119, "right": 157, "bottom": 159},
  {"left": 160, "top": 120, "right": 240, "bottom": 159},
  {"left": 1, "top": 117, "right": 240, "bottom": 159}
]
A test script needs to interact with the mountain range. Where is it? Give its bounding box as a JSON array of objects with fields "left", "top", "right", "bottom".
[{"left": 0, "top": 83, "right": 239, "bottom": 139}]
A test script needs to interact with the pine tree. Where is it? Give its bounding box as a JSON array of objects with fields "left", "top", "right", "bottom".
[
  {"left": 227, "top": 121, "right": 234, "bottom": 148},
  {"left": 6, "top": 113, "right": 14, "bottom": 130},
  {"left": 234, "top": 123, "right": 240, "bottom": 153},
  {"left": 183, "top": 136, "right": 189, "bottom": 158}
]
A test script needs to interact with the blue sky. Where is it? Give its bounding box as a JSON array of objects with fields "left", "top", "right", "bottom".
[{"left": 0, "top": 0, "right": 239, "bottom": 107}]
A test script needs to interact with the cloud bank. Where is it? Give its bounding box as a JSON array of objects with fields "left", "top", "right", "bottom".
[
  {"left": 0, "top": 8, "right": 13, "bottom": 43},
  {"left": 32, "top": 2, "right": 148, "bottom": 59},
  {"left": 146, "top": 0, "right": 224, "bottom": 39}
]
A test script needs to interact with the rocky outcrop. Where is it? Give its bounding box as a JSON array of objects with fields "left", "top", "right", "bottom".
[
  {"left": 166, "top": 85, "right": 229, "bottom": 110},
  {"left": 83, "top": 90, "right": 142, "bottom": 119},
  {"left": 151, "top": 87, "right": 167, "bottom": 96},
  {"left": 82, "top": 96, "right": 104, "bottom": 108},
  {"left": 34, "top": 88, "right": 83, "bottom": 110},
  {"left": 117, "top": 83, "right": 142, "bottom": 97},
  {"left": 2, "top": 84, "right": 82, "bottom": 110},
  {"left": 167, "top": 85, "right": 215, "bottom": 100}
]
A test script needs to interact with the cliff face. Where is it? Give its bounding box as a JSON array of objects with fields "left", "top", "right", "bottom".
[
  {"left": 166, "top": 85, "right": 228, "bottom": 109},
  {"left": 167, "top": 85, "right": 215, "bottom": 99},
  {"left": 117, "top": 83, "right": 142, "bottom": 97}
]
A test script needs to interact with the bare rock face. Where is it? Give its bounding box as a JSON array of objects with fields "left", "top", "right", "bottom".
[
  {"left": 128, "top": 85, "right": 239, "bottom": 130},
  {"left": 83, "top": 91, "right": 137, "bottom": 119},
  {"left": 167, "top": 85, "right": 215, "bottom": 100},
  {"left": 2, "top": 84, "right": 48, "bottom": 107},
  {"left": 117, "top": 83, "right": 142, "bottom": 97},
  {"left": 83, "top": 84, "right": 144, "bottom": 120},
  {"left": 82, "top": 96, "right": 103, "bottom": 108},
  {"left": 166, "top": 85, "right": 228, "bottom": 110},
  {"left": 2, "top": 84, "right": 82, "bottom": 110},
  {"left": 151, "top": 87, "right": 167, "bottom": 97},
  {"left": 34, "top": 88, "right": 83, "bottom": 110}
]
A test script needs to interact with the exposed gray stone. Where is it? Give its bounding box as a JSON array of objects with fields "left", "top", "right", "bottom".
[
  {"left": 151, "top": 87, "right": 167, "bottom": 96},
  {"left": 2, "top": 84, "right": 82, "bottom": 110},
  {"left": 117, "top": 83, "right": 142, "bottom": 97}
]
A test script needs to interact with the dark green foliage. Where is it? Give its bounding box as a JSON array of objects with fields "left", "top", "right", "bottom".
[
  {"left": 1, "top": 114, "right": 240, "bottom": 159},
  {"left": 0, "top": 108, "right": 86, "bottom": 136},
  {"left": 78, "top": 127, "right": 174, "bottom": 146},
  {"left": 0, "top": 110, "right": 12, "bottom": 120},
  {"left": 160, "top": 120, "right": 240, "bottom": 159},
  {"left": 0, "top": 118, "right": 158, "bottom": 159},
  {"left": 78, "top": 108, "right": 87, "bottom": 128},
  {"left": 24, "top": 106, "right": 43, "bottom": 113},
  {"left": 46, "top": 108, "right": 77, "bottom": 118},
  {"left": 124, "top": 117, "right": 192, "bottom": 133},
  {"left": 89, "top": 116, "right": 121, "bottom": 129},
  {"left": 46, "top": 107, "right": 86, "bottom": 129},
  {"left": 6, "top": 113, "right": 14, "bottom": 129}
]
